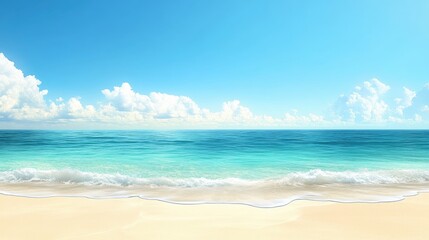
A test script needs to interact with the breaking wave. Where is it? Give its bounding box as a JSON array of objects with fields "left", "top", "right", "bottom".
[{"left": 1, "top": 168, "right": 429, "bottom": 187}]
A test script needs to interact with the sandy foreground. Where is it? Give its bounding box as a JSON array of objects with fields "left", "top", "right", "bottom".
[{"left": 1, "top": 194, "right": 428, "bottom": 240}]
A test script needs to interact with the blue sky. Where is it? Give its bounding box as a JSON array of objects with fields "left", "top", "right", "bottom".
[{"left": 1, "top": 0, "right": 429, "bottom": 128}]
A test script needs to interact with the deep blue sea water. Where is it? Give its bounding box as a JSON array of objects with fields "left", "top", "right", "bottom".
[{"left": 1, "top": 130, "right": 429, "bottom": 207}]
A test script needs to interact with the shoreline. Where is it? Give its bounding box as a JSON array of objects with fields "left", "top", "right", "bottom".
[
  {"left": 1, "top": 192, "right": 429, "bottom": 239},
  {"left": 1, "top": 177, "right": 429, "bottom": 208},
  {"left": 0, "top": 188, "right": 427, "bottom": 208}
]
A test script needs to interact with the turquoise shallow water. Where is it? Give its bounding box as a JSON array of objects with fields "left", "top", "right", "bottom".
[{"left": 1, "top": 130, "right": 429, "bottom": 206}]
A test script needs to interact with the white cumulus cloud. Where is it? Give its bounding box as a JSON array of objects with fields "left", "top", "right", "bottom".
[
  {"left": 1, "top": 53, "right": 428, "bottom": 128},
  {"left": 102, "top": 82, "right": 203, "bottom": 119},
  {"left": 335, "top": 78, "right": 390, "bottom": 122},
  {"left": 395, "top": 87, "right": 416, "bottom": 115},
  {"left": 0, "top": 53, "right": 58, "bottom": 120}
]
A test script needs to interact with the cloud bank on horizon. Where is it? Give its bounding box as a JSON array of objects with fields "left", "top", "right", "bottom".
[{"left": 0, "top": 53, "right": 428, "bottom": 129}]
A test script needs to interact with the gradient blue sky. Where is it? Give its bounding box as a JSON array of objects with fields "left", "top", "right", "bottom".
[{"left": 1, "top": 0, "right": 429, "bottom": 128}]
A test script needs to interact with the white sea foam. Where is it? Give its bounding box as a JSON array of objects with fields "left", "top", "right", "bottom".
[
  {"left": 1, "top": 168, "right": 429, "bottom": 187},
  {"left": 1, "top": 168, "right": 429, "bottom": 207},
  {"left": 276, "top": 169, "right": 429, "bottom": 185},
  {"left": 0, "top": 168, "right": 255, "bottom": 187}
]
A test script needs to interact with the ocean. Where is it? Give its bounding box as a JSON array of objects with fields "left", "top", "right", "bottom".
[{"left": 0, "top": 130, "right": 428, "bottom": 207}]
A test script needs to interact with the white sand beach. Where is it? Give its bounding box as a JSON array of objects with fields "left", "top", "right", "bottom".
[{"left": 1, "top": 193, "right": 428, "bottom": 240}]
